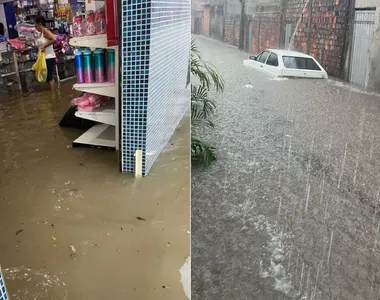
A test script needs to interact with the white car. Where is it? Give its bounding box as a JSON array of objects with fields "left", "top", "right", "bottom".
[{"left": 243, "top": 49, "right": 328, "bottom": 79}]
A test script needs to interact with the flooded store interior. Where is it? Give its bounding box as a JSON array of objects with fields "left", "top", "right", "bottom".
[{"left": 0, "top": 82, "right": 190, "bottom": 299}]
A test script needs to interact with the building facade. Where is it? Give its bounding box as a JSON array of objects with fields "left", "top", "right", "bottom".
[{"left": 194, "top": 0, "right": 380, "bottom": 91}]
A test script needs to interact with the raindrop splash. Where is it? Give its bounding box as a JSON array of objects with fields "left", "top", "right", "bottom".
[
  {"left": 370, "top": 133, "right": 375, "bottom": 160},
  {"left": 373, "top": 219, "right": 380, "bottom": 252},
  {"left": 320, "top": 176, "right": 325, "bottom": 205},
  {"left": 299, "top": 262, "right": 305, "bottom": 294},
  {"left": 337, "top": 143, "right": 348, "bottom": 190},
  {"left": 287, "top": 136, "right": 292, "bottom": 170},
  {"left": 369, "top": 272, "right": 374, "bottom": 300},
  {"left": 305, "top": 184, "right": 311, "bottom": 213},
  {"left": 353, "top": 153, "right": 359, "bottom": 186},
  {"left": 327, "top": 231, "right": 334, "bottom": 265},
  {"left": 373, "top": 187, "right": 380, "bottom": 225}
]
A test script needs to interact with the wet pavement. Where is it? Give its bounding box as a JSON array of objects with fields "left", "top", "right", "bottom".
[
  {"left": 0, "top": 81, "right": 190, "bottom": 299},
  {"left": 192, "top": 36, "right": 380, "bottom": 300}
]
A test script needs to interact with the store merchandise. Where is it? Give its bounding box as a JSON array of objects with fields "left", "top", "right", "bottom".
[
  {"left": 95, "top": 11, "right": 106, "bottom": 34},
  {"left": 55, "top": 4, "right": 71, "bottom": 22},
  {"left": 73, "top": 16, "right": 84, "bottom": 37},
  {"left": 94, "top": 49, "right": 105, "bottom": 83},
  {"left": 0, "top": 42, "right": 7, "bottom": 52},
  {"left": 73, "top": 93, "right": 109, "bottom": 112},
  {"left": 55, "top": 33, "right": 71, "bottom": 53},
  {"left": 74, "top": 48, "right": 115, "bottom": 84},
  {"left": 74, "top": 50, "right": 84, "bottom": 83},
  {"left": 85, "top": 11, "right": 96, "bottom": 36},
  {"left": 72, "top": 7, "right": 106, "bottom": 37},
  {"left": 8, "top": 39, "right": 25, "bottom": 51},
  {"left": 82, "top": 49, "right": 93, "bottom": 83},
  {"left": 106, "top": 49, "right": 115, "bottom": 83}
]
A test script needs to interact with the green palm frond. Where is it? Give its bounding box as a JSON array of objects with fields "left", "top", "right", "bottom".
[
  {"left": 191, "top": 84, "right": 216, "bottom": 119},
  {"left": 191, "top": 138, "right": 217, "bottom": 167},
  {"left": 191, "top": 39, "right": 225, "bottom": 92},
  {"left": 191, "top": 39, "right": 223, "bottom": 168}
]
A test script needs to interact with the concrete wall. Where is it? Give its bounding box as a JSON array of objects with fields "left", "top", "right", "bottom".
[
  {"left": 285, "top": 0, "right": 349, "bottom": 78},
  {"left": 366, "top": 7, "right": 380, "bottom": 91},
  {"left": 204, "top": 6, "right": 211, "bottom": 36},
  {"left": 252, "top": 11, "right": 281, "bottom": 52},
  {"left": 355, "top": 0, "right": 377, "bottom": 8},
  {"left": 224, "top": 13, "right": 240, "bottom": 45}
]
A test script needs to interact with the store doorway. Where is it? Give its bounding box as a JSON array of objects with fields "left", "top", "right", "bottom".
[{"left": 4, "top": 2, "right": 17, "bottom": 39}]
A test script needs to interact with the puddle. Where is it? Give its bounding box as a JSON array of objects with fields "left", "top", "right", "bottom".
[{"left": 3, "top": 267, "right": 67, "bottom": 300}]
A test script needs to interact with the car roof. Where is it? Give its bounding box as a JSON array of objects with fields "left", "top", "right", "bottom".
[{"left": 266, "top": 49, "right": 313, "bottom": 58}]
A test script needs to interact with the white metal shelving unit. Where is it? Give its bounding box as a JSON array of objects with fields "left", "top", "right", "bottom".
[{"left": 69, "top": 35, "right": 119, "bottom": 150}]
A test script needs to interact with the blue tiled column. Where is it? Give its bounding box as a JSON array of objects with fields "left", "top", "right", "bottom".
[
  {"left": 121, "top": 0, "right": 191, "bottom": 175},
  {"left": 0, "top": 269, "right": 9, "bottom": 300}
]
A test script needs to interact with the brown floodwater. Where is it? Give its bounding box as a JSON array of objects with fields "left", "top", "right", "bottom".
[{"left": 0, "top": 80, "right": 190, "bottom": 299}]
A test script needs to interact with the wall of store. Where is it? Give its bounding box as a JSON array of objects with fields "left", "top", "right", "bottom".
[{"left": 120, "top": 0, "right": 191, "bottom": 175}]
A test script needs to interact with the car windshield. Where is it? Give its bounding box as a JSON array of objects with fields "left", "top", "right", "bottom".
[{"left": 282, "top": 56, "right": 321, "bottom": 70}]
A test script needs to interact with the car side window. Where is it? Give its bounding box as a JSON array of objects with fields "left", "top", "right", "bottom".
[
  {"left": 258, "top": 51, "right": 270, "bottom": 63},
  {"left": 255, "top": 52, "right": 263, "bottom": 61},
  {"left": 266, "top": 53, "right": 279, "bottom": 67}
]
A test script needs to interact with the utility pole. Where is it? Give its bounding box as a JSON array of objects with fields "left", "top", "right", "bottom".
[
  {"left": 239, "top": 0, "right": 245, "bottom": 50},
  {"left": 341, "top": 0, "right": 355, "bottom": 80},
  {"left": 279, "top": 0, "right": 289, "bottom": 49},
  {"left": 223, "top": 0, "right": 227, "bottom": 41},
  {"left": 306, "top": 0, "right": 313, "bottom": 54}
]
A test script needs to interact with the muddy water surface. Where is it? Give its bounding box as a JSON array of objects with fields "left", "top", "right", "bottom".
[{"left": 0, "top": 81, "right": 190, "bottom": 299}]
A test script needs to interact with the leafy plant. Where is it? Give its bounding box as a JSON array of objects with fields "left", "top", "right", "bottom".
[{"left": 191, "top": 39, "right": 224, "bottom": 167}]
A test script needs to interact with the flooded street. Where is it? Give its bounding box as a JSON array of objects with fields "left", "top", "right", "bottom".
[
  {"left": 0, "top": 81, "right": 190, "bottom": 299},
  {"left": 192, "top": 36, "right": 380, "bottom": 300}
]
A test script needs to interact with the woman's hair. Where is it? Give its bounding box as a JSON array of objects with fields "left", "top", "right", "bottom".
[
  {"left": 35, "top": 16, "right": 46, "bottom": 26},
  {"left": 0, "top": 22, "right": 4, "bottom": 35}
]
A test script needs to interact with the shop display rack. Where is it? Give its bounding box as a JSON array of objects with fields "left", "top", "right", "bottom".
[{"left": 69, "top": 34, "right": 119, "bottom": 149}]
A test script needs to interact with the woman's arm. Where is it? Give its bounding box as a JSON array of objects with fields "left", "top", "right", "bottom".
[{"left": 42, "top": 28, "right": 56, "bottom": 48}]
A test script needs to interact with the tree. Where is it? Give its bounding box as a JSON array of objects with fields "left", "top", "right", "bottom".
[{"left": 191, "top": 38, "right": 224, "bottom": 167}]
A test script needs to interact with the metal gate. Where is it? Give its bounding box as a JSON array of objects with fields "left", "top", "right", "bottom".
[{"left": 350, "top": 10, "right": 375, "bottom": 87}]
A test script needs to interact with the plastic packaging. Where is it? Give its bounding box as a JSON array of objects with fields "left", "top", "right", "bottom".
[
  {"left": 85, "top": 12, "right": 96, "bottom": 36},
  {"left": 95, "top": 11, "right": 106, "bottom": 35},
  {"left": 32, "top": 51, "right": 47, "bottom": 83},
  {"left": 73, "top": 16, "right": 84, "bottom": 37}
]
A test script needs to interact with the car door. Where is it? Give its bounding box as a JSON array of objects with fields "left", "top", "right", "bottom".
[
  {"left": 256, "top": 51, "right": 270, "bottom": 70},
  {"left": 263, "top": 52, "right": 280, "bottom": 76}
]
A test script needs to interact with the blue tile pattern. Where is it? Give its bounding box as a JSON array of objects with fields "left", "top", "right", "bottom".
[
  {"left": 121, "top": 0, "right": 190, "bottom": 175},
  {"left": 121, "top": 0, "right": 152, "bottom": 174},
  {"left": 144, "top": 0, "right": 191, "bottom": 174},
  {"left": 0, "top": 271, "right": 9, "bottom": 300}
]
